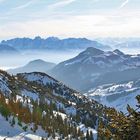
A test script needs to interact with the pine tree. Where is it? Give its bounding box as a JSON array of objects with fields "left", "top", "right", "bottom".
[
  {"left": 90, "top": 131, "right": 94, "bottom": 140},
  {"left": 11, "top": 116, "right": 15, "bottom": 127},
  {"left": 86, "top": 130, "right": 90, "bottom": 140},
  {"left": 97, "top": 95, "right": 140, "bottom": 140}
]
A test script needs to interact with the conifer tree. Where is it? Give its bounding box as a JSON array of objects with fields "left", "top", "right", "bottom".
[{"left": 86, "top": 130, "right": 90, "bottom": 140}]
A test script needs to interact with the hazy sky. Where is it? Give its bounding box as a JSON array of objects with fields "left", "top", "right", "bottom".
[{"left": 0, "top": 0, "right": 140, "bottom": 39}]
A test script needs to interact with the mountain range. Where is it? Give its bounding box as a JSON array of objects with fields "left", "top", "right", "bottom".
[
  {"left": 7, "top": 46, "right": 140, "bottom": 115},
  {"left": 1, "top": 36, "right": 111, "bottom": 51},
  {"left": 0, "top": 44, "right": 139, "bottom": 139},
  {"left": 1, "top": 37, "right": 140, "bottom": 53}
]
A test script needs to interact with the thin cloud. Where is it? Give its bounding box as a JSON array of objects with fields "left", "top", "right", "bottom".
[
  {"left": 1, "top": 12, "right": 140, "bottom": 39},
  {"left": 13, "top": 0, "right": 35, "bottom": 10},
  {"left": 119, "top": 0, "right": 129, "bottom": 9},
  {"left": 48, "top": 0, "right": 76, "bottom": 10}
]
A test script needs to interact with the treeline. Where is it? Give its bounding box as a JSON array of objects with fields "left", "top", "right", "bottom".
[
  {"left": 98, "top": 95, "right": 140, "bottom": 140},
  {"left": 0, "top": 92, "right": 94, "bottom": 139}
]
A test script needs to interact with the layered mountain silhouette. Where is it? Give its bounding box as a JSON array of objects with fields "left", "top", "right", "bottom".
[{"left": 1, "top": 36, "right": 111, "bottom": 50}]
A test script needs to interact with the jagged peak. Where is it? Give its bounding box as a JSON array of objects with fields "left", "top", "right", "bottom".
[
  {"left": 46, "top": 36, "right": 60, "bottom": 41},
  {"left": 113, "top": 49, "right": 125, "bottom": 56}
]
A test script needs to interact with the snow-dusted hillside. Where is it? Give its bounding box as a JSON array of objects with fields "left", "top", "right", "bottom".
[
  {"left": 0, "top": 70, "right": 101, "bottom": 139},
  {"left": 0, "top": 69, "right": 139, "bottom": 139},
  {"left": 85, "top": 79, "right": 140, "bottom": 112}
]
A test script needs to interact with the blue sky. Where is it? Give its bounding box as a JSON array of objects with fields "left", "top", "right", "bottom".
[{"left": 0, "top": 0, "right": 140, "bottom": 39}]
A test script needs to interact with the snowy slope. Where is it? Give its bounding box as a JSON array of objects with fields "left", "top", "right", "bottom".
[
  {"left": 0, "top": 115, "right": 46, "bottom": 140},
  {"left": 85, "top": 80, "right": 140, "bottom": 113},
  {"left": 20, "top": 72, "right": 56, "bottom": 85}
]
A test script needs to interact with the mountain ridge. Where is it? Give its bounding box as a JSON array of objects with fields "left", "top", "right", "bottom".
[{"left": 1, "top": 36, "right": 112, "bottom": 51}]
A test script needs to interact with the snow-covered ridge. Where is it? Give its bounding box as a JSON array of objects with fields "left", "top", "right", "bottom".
[
  {"left": 18, "top": 72, "right": 57, "bottom": 85},
  {"left": 18, "top": 72, "right": 86, "bottom": 104},
  {"left": 87, "top": 81, "right": 134, "bottom": 97},
  {"left": 63, "top": 48, "right": 128, "bottom": 67},
  {"left": 57, "top": 47, "right": 140, "bottom": 71}
]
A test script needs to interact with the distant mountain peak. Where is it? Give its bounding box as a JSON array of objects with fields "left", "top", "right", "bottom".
[
  {"left": 28, "top": 59, "right": 47, "bottom": 65},
  {"left": 46, "top": 36, "right": 60, "bottom": 41},
  {"left": 80, "top": 47, "right": 104, "bottom": 56},
  {"left": 26, "top": 59, "right": 55, "bottom": 68},
  {"left": 34, "top": 36, "right": 42, "bottom": 40},
  {"left": 8, "top": 59, "right": 56, "bottom": 74},
  {"left": 113, "top": 49, "right": 124, "bottom": 56}
]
